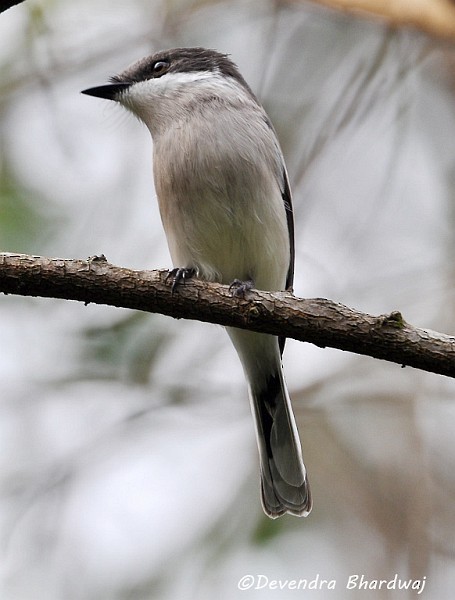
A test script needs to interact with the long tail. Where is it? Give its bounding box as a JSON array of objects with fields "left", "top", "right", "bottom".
[
  {"left": 250, "top": 367, "right": 312, "bottom": 518},
  {"left": 227, "top": 328, "right": 312, "bottom": 518}
]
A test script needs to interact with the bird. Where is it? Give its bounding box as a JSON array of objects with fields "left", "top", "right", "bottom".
[{"left": 82, "top": 47, "right": 312, "bottom": 518}]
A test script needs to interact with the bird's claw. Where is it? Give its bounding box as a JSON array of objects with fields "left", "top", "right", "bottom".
[
  {"left": 167, "top": 267, "right": 196, "bottom": 293},
  {"left": 229, "top": 278, "right": 254, "bottom": 298}
]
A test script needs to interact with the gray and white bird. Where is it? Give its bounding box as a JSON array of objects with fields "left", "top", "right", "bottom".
[{"left": 82, "top": 47, "right": 312, "bottom": 518}]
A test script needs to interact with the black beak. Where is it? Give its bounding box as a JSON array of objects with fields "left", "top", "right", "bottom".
[{"left": 81, "top": 83, "right": 131, "bottom": 100}]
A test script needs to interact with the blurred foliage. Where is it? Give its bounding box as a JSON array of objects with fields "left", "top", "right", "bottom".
[
  {"left": 79, "top": 312, "right": 172, "bottom": 385},
  {"left": 0, "top": 159, "right": 59, "bottom": 252},
  {"left": 252, "top": 512, "right": 287, "bottom": 544}
]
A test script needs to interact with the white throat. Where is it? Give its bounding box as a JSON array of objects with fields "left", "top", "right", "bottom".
[{"left": 118, "top": 69, "right": 252, "bottom": 136}]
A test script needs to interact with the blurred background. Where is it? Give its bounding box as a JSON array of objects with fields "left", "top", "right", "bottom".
[{"left": 1, "top": 1, "right": 455, "bottom": 598}]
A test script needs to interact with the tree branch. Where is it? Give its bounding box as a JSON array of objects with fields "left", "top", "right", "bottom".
[
  {"left": 289, "top": 0, "right": 455, "bottom": 40},
  {"left": 1, "top": 253, "right": 454, "bottom": 378}
]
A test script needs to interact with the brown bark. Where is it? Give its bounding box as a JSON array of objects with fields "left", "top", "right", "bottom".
[{"left": 1, "top": 252, "right": 454, "bottom": 378}]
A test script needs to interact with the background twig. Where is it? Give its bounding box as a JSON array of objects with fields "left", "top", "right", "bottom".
[{"left": 290, "top": 0, "right": 455, "bottom": 39}]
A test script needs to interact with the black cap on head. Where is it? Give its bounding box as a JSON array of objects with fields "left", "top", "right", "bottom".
[{"left": 82, "top": 47, "right": 257, "bottom": 102}]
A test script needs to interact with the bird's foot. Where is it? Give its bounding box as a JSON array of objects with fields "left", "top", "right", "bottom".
[
  {"left": 229, "top": 278, "right": 254, "bottom": 298},
  {"left": 166, "top": 267, "right": 196, "bottom": 293}
]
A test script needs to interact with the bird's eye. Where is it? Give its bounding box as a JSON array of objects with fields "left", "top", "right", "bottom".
[{"left": 152, "top": 61, "right": 169, "bottom": 76}]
